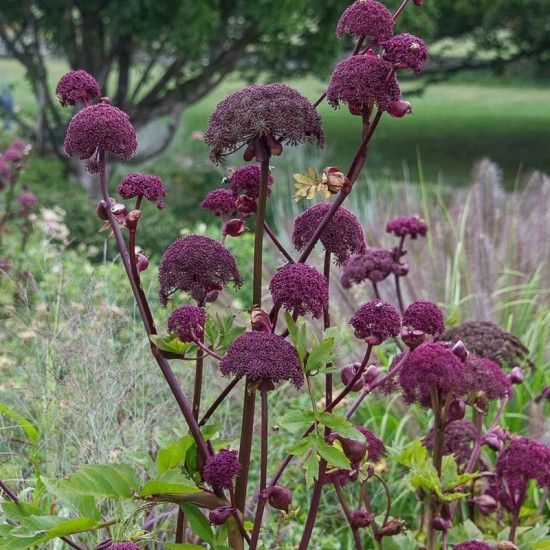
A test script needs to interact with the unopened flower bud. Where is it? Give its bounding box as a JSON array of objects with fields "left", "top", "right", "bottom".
[
  {"left": 136, "top": 252, "right": 149, "bottom": 273},
  {"left": 397, "top": 263, "right": 409, "bottom": 276},
  {"left": 209, "top": 507, "right": 234, "bottom": 525},
  {"left": 236, "top": 195, "right": 257, "bottom": 215},
  {"left": 447, "top": 399, "right": 466, "bottom": 422},
  {"left": 509, "top": 366, "right": 524, "bottom": 385},
  {"left": 111, "top": 202, "right": 128, "bottom": 225},
  {"left": 451, "top": 340, "right": 469, "bottom": 361},
  {"left": 388, "top": 100, "right": 412, "bottom": 118},
  {"left": 205, "top": 290, "right": 220, "bottom": 303},
  {"left": 225, "top": 218, "right": 246, "bottom": 237},
  {"left": 413, "top": 0, "right": 424, "bottom": 5},
  {"left": 535, "top": 385, "right": 550, "bottom": 403},
  {"left": 401, "top": 326, "right": 425, "bottom": 349},
  {"left": 250, "top": 307, "right": 272, "bottom": 333},
  {"left": 125, "top": 209, "right": 141, "bottom": 231},
  {"left": 337, "top": 432, "right": 368, "bottom": 463},
  {"left": 376, "top": 518, "right": 406, "bottom": 540},
  {"left": 431, "top": 517, "right": 451, "bottom": 531},
  {"left": 484, "top": 432, "right": 504, "bottom": 452},
  {"left": 267, "top": 486, "right": 292, "bottom": 511},
  {"left": 364, "top": 364, "right": 379, "bottom": 385},
  {"left": 340, "top": 363, "right": 364, "bottom": 392},
  {"left": 350, "top": 508, "right": 373, "bottom": 529},
  {"left": 96, "top": 199, "right": 114, "bottom": 221},
  {"left": 468, "top": 494, "right": 498, "bottom": 516}
]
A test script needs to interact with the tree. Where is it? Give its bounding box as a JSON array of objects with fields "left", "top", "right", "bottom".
[{"left": 0, "top": 0, "right": 548, "bottom": 192}]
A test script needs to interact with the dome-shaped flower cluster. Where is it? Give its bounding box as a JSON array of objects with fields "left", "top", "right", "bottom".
[
  {"left": 402, "top": 300, "right": 445, "bottom": 336},
  {"left": 158, "top": 235, "right": 243, "bottom": 305},
  {"left": 199, "top": 188, "right": 238, "bottom": 217},
  {"left": 202, "top": 449, "right": 242, "bottom": 490},
  {"left": 167, "top": 305, "right": 206, "bottom": 343},
  {"left": 383, "top": 33, "right": 429, "bottom": 74},
  {"left": 341, "top": 248, "right": 400, "bottom": 288},
  {"left": 350, "top": 300, "right": 401, "bottom": 345},
  {"left": 386, "top": 216, "right": 428, "bottom": 239},
  {"left": 229, "top": 165, "right": 274, "bottom": 199},
  {"left": 336, "top": 0, "right": 394, "bottom": 45},
  {"left": 108, "top": 543, "right": 142, "bottom": 550},
  {"left": 459, "top": 356, "right": 511, "bottom": 408},
  {"left": 117, "top": 172, "right": 167, "bottom": 209},
  {"left": 219, "top": 331, "right": 303, "bottom": 389},
  {"left": 326, "top": 55, "right": 401, "bottom": 113},
  {"left": 269, "top": 263, "right": 329, "bottom": 318},
  {"left": 205, "top": 83, "right": 325, "bottom": 163},
  {"left": 292, "top": 202, "right": 366, "bottom": 265},
  {"left": 423, "top": 420, "right": 477, "bottom": 466},
  {"left": 452, "top": 542, "right": 495, "bottom": 550},
  {"left": 398, "top": 343, "right": 463, "bottom": 407},
  {"left": 56, "top": 69, "right": 101, "bottom": 107}
]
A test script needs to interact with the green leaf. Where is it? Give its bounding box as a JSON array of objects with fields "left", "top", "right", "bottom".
[
  {"left": 179, "top": 503, "right": 215, "bottom": 545},
  {"left": 9, "top": 516, "right": 64, "bottom": 538},
  {"left": 157, "top": 435, "right": 193, "bottom": 474},
  {"left": 1, "top": 502, "right": 44, "bottom": 522},
  {"left": 306, "top": 337, "right": 334, "bottom": 373},
  {"left": 297, "top": 323, "right": 308, "bottom": 361},
  {"left": 288, "top": 435, "right": 315, "bottom": 456},
  {"left": 33, "top": 517, "right": 102, "bottom": 545},
  {"left": 278, "top": 409, "right": 315, "bottom": 433},
  {"left": 149, "top": 334, "right": 193, "bottom": 355},
  {"left": 141, "top": 470, "right": 200, "bottom": 497},
  {"left": 316, "top": 412, "right": 364, "bottom": 441},
  {"left": 316, "top": 437, "right": 350, "bottom": 470},
  {"left": 164, "top": 544, "right": 206, "bottom": 550},
  {"left": 304, "top": 452, "right": 319, "bottom": 488},
  {"left": 0, "top": 404, "right": 39, "bottom": 442}
]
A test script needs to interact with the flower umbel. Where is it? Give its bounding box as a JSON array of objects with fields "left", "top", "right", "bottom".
[
  {"left": 202, "top": 449, "right": 242, "bottom": 490},
  {"left": 383, "top": 33, "right": 429, "bottom": 74},
  {"left": 117, "top": 172, "right": 167, "bottom": 208},
  {"left": 228, "top": 165, "right": 274, "bottom": 199},
  {"left": 56, "top": 70, "right": 101, "bottom": 107},
  {"left": 350, "top": 300, "right": 401, "bottom": 345},
  {"left": 386, "top": 216, "right": 428, "bottom": 239},
  {"left": 167, "top": 305, "right": 206, "bottom": 343},
  {"left": 336, "top": 0, "right": 394, "bottom": 45}
]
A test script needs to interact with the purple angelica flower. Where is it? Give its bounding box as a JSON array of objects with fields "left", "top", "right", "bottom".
[
  {"left": 398, "top": 342, "right": 463, "bottom": 408},
  {"left": 452, "top": 542, "right": 495, "bottom": 550},
  {"left": 292, "top": 202, "right": 366, "bottom": 265},
  {"left": 423, "top": 420, "right": 477, "bottom": 466},
  {"left": 158, "top": 234, "right": 243, "bottom": 305},
  {"left": 167, "top": 305, "right": 206, "bottom": 343},
  {"left": 341, "top": 248, "right": 401, "bottom": 288},
  {"left": 55, "top": 70, "right": 101, "bottom": 107},
  {"left": 204, "top": 83, "right": 324, "bottom": 164},
  {"left": 219, "top": 331, "right": 303, "bottom": 389},
  {"left": 402, "top": 300, "right": 445, "bottom": 336},
  {"left": 495, "top": 437, "right": 550, "bottom": 492},
  {"left": 383, "top": 34, "right": 429, "bottom": 74},
  {"left": 229, "top": 165, "right": 274, "bottom": 199},
  {"left": 386, "top": 216, "right": 428, "bottom": 239},
  {"left": 269, "top": 263, "right": 329, "bottom": 319},
  {"left": 17, "top": 192, "right": 39, "bottom": 209},
  {"left": 117, "top": 172, "right": 167, "bottom": 209},
  {"left": 64, "top": 99, "right": 138, "bottom": 168},
  {"left": 202, "top": 449, "right": 242, "bottom": 490},
  {"left": 350, "top": 508, "right": 374, "bottom": 529},
  {"left": 199, "top": 188, "right": 238, "bottom": 217},
  {"left": 3, "top": 147, "right": 23, "bottom": 164},
  {"left": 336, "top": 0, "right": 394, "bottom": 45},
  {"left": 108, "top": 544, "right": 142, "bottom": 550},
  {"left": 442, "top": 321, "right": 533, "bottom": 370},
  {"left": 350, "top": 299, "right": 401, "bottom": 345},
  {"left": 326, "top": 54, "right": 401, "bottom": 114},
  {"left": 460, "top": 357, "right": 511, "bottom": 410},
  {"left": 357, "top": 426, "right": 386, "bottom": 462}
]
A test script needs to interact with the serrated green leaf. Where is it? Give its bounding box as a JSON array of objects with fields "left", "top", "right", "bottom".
[
  {"left": 217, "top": 326, "right": 246, "bottom": 353},
  {"left": 288, "top": 434, "right": 316, "bottom": 456},
  {"left": 179, "top": 503, "right": 215, "bottom": 544},
  {"left": 9, "top": 515, "right": 64, "bottom": 538},
  {"left": 0, "top": 404, "right": 39, "bottom": 443},
  {"left": 157, "top": 435, "right": 193, "bottom": 474},
  {"left": 316, "top": 437, "right": 351, "bottom": 470},
  {"left": 141, "top": 470, "right": 200, "bottom": 497},
  {"left": 297, "top": 323, "right": 308, "bottom": 361},
  {"left": 278, "top": 409, "right": 315, "bottom": 433},
  {"left": 306, "top": 338, "right": 334, "bottom": 373},
  {"left": 440, "top": 454, "right": 459, "bottom": 488},
  {"left": 304, "top": 452, "right": 319, "bottom": 488},
  {"left": 284, "top": 311, "right": 298, "bottom": 341},
  {"left": 323, "top": 327, "right": 340, "bottom": 340},
  {"left": 33, "top": 517, "right": 102, "bottom": 545},
  {"left": 1, "top": 502, "right": 44, "bottom": 523},
  {"left": 315, "top": 412, "right": 364, "bottom": 441},
  {"left": 149, "top": 334, "right": 193, "bottom": 355}
]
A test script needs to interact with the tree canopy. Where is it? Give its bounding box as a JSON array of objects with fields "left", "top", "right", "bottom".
[{"left": 0, "top": 0, "right": 548, "bottom": 167}]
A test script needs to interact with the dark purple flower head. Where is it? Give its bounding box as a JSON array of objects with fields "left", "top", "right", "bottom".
[
  {"left": 228, "top": 165, "right": 274, "bottom": 199},
  {"left": 167, "top": 305, "right": 206, "bottom": 343},
  {"left": 383, "top": 33, "right": 429, "bottom": 74},
  {"left": 402, "top": 300, "right": 445, "bottom": 336},
  {"left": 495, "top": 437, "right": 550, "bottom": 491},
  {"left": 158, "top": 234, "right": 243, "bottom": 305},
  {"left": 3, "top": 147, "right": 23, "bottom": 164},
  {"left": 202, "top": 449, "right": 242, "bottom": 490},
  {"left": 356, "top": 426, "right": 386, "bottom": 462},
  {"left": 205, "top": 83, "right": 324, "bottom": 164},
  {"left": 17, "top": 192, "right": 39, "bottom": 209},
  {"left": 423, "top": 420, "right": 477, "bottom": 466},
  {"left": 350, "top": 300, "right": 401, "bottom": 345},
  {"left": 117, "top": 172, "right": 167, "bottom": 208},
  {"left": 326, "top": 55, "right": 401, "bottom": 114},
  {"left": 341, "top": 248, "right": 401, "bottom": 288},
  {"left": 55, "top": 70, "right": 101, "bottom": 107},
  {"left": 108, "top": 543, "right": 142, "bottom": 550},
  {"left": 452, "top": 542, "right": 495, "bottom": 550},
  {"left": 292, "top": 202, "right": 366, "bottom": 265},
  {"left": 442, "top": 321, "right": 533, "bottom": 370},
  {"left": 336, "top": 0, "right": 394, "bottom": 45},
  {"left": 460, "top": 356, "right": 511, "bottom": 409},
  {"left": 386, "top": 216, "right": 428, "bottom": 239},
  {"left": 199, "top": 188, "right": 238, "bottom": 217},
  {"left": 64, "top": 100, "right": 138, "bottom": 166},
  {"left": 219, "top": 331, "right": 303, "bottom": 389},
  {"left": 398, "top": 343, "right": 463, "bottom": 408},
  {"left": 9, "top": 138, "right": 30, "bottom": 153},
  {"left": 269, "top": 263, "right": 328, "bottom": 319}
]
